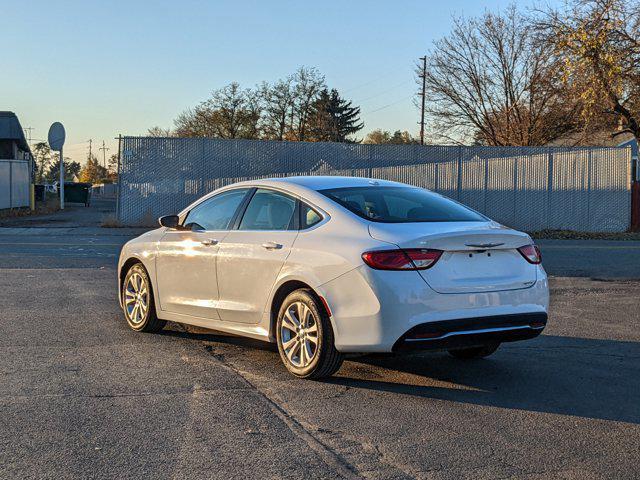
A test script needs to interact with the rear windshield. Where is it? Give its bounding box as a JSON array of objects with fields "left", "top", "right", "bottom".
[{"left": 319, "top": 186, "right": 486, "bottom": 223}]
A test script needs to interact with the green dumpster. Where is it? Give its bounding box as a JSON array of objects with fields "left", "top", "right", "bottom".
[{"left": 64, "top": 182, "right": 92, "bottom": 206}]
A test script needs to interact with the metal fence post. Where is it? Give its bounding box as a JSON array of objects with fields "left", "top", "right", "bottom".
[
  {"left": 116, "top": 135, "right": 122, "bottom": 222},
  {"left": 9, "top": 160, "right": 13, "bottom": 208},
  {"left": 587, "top": 149, "right": 592, "bottom": 231},
  {"left": 513, "top": 153, "right": 518, "bottom": 226},
  {"left": 456, "top": 146, "right": 463, "bottom": 200},
  {"left": 483, "top": 154, "right": 489, "bottom": 213},
  {"left": 546, "top": 148, "right": 554, "bottom": 229}
]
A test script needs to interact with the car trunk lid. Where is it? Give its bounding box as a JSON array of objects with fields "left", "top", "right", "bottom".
[{"left": 368, "top": 222, "right": 537, "bottom": 293}]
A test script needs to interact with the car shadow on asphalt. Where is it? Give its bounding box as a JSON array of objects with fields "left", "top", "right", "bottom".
[
  {"left": 328, "top": 334, "right": 640, "bottom": 424},
  {"left": 159, "top": 325, "right": 278, "bottom": 352},
  {"left": 157, "top": 327, "right": 639, "bottom": 424}
]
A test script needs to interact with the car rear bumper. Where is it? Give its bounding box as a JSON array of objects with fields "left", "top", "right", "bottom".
[
  {"left": 392, "top": 312, "right": 547, "bottom": 351},
  {"left": 319, "top": 265, "right": 549, "bottom": 353}
]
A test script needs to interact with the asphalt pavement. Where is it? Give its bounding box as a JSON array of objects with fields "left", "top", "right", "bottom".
[{"left": 1, "top": 199, "right": 639, "bottom": 479}]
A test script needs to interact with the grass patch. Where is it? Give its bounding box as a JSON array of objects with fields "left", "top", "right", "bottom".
[
  {"left": 100, "top": 214, "right": 124, "bottom": 228},
  {"left": 0, "top": 198, "right": 60, "bottom": 219},
  {"left": 529, "top": 229, "right": 640, "bottom": 240}
]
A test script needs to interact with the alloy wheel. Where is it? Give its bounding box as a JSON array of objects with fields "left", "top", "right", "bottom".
[
  {"left": 124, "top": 272, "right": 149, "bottom": 324},
  {"left": 280, "top": 301, "right": 319, "bottom": 368}
]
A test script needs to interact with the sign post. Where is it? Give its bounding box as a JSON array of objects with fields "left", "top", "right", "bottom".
[{"left": 48, "top": 122, "right": 66, "bottom": 209}]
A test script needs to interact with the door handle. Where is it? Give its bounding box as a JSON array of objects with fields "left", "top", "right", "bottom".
[
  {"left": 200, "top": 238, "right": 219, "bottom": 246},
  {"left": 262, "top": 241, "right": 283, "bottom": 250}
]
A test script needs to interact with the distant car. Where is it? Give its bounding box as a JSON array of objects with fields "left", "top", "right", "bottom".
[{"left": 118, "top": 176, "right": 549, "bottom": 378}]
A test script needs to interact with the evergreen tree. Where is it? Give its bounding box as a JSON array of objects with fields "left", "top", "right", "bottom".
[
  {"left": 307, "top": 88, "right": 364, "bottom": 142},
  {"left": 45, "top": 156, "right": 81, "bottom": 183}
]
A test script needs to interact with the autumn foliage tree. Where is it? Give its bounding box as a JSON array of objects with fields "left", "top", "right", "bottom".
[
  {"left": 536, "top": 0, "right": 640, "bottom": 141},
  {"left": 364, "top": 130, "right": 419, "bottom": 144},
  {"left": 78, "top": 155, "right": 110, "bottom": 184}
]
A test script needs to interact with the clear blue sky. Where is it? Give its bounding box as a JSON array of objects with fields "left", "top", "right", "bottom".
[{"left": 4, "top": 0, "right": 552, "bottom": 165}]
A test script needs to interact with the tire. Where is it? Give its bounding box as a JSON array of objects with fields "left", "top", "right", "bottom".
[
  {"left": 276, "top": 289, "right": 343, "bottom": 379},
  {"left": 122, "top": 263, "right": 166, "bottom": 333},
  {"left": 448, "top": 343, "right": 500, "bottom": 359}
]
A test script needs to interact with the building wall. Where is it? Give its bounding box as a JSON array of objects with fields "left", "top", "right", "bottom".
[{"left": 0, "top": 159, "right": 30, "bottom": 209}]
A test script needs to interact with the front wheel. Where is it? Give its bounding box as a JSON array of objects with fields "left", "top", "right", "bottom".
[
  {"left": 122, "top": 263, "right": 166, "bottom": 333},
  {"left": 448, "top": 343, "right": 500, "bottom": 359},
  {"left": 276, "top": 289, "right": 343, "bottom": 379}
]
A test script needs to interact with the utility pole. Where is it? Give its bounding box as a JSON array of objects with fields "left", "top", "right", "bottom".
[
  {"left": 418, "top": 55, "right": 427, "bottom": 145},
  {"left": 23, "top": 127, "right": 35, "bottom": 210},
  {"left": 88, "top": 139, "right": 93, "bottom": 160},
  {"left": 99, "top": 141, "right": 109, "bottom": 169},
  {"left": 23, "top": 127, "right": 34, "bottom": 146}
]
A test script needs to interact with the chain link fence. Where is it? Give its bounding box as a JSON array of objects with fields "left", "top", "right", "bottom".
[{"left": 117, "top": 137, "right": 632, "bottom": 232}]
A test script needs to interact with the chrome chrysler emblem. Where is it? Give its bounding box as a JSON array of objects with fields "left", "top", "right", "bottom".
[{"left": 464, "top": 242, "right": 505, "bottom": 248}]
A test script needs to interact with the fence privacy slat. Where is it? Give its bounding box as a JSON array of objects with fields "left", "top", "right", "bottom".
[{"left": 117, "top": 138, "right": 632, "bottom": 232}]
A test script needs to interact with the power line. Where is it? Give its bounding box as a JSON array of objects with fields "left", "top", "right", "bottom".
[
  {"left": 353, "top": 80, "right": 412, "bottom": 105},
  {"left": 364, "top": 95, "right": 414, "bottom": 114},
  {"left": 342, "top": 71, "right": 399, "bottom": 94}
]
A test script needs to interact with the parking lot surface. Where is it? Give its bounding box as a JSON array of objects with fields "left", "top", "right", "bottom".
[{"left": 1, "top": 206, "right": 639, "bottom": 479}]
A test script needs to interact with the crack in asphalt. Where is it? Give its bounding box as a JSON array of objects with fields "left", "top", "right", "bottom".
[
  {"left": 200, "top": 344, "right": 361, "bottom": 479},
  {"left": 200, "top": 343, "right": 418, "bottom": 480}
]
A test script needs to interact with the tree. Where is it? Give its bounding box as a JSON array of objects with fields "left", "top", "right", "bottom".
[
  {"left": 44, "top": 156, "right": 81, "bottom": 183},
  {"left": 364, "top": 129, "right": 419, "bottom": 144},
  {"left": 147, "top": 126, "right": 173, "bottom": 137},
  {"left": 535, "top": 0, "right": 640, "bottom": 141},
  {"left": 108, "top": 153, "right": 118, "bottom": 174},
  {"left": 260, "top": 76, "right": 296, "bottom": 140},
  {"left": 307, "top": 88, "right": 364, "bottom": 142},
  {"left": 106, "top": 153, "right": 119, "bottom": 182},
  {"left": 288, "top": 67, "right": 326, "bottom": 141},
  {"left": 174, "top": 83, "right": 262, "bottom": 139},
  {"left": 32, "top": 142, "right": 52, "bottom": 183},
  {"left": 421, "top": 6, "right": 579, "bottom": 145},
  {"left": 78, "top": 155, "right": 109, "bottom": 184}
]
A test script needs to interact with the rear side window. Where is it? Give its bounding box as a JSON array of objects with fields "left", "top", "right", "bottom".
[
  {"left": 300, "top": 203, "right": 322, "bottom": 229},
  {"left": 239, "top": 189, "right": 296, "bottom": 230},
  {"left": 319, "top": 186, "right": 485, "bottom": 223},
  {"left": 184, "top": 188, "right": 249, "bottom": 230}
]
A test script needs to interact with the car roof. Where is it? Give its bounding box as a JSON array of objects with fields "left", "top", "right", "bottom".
[{"left": 232, "top": 176, "right": 408, "bottom": 191}]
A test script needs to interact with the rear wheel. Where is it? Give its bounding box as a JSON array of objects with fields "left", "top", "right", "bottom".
[
  {"left": 122, "top": 263, "right": 166, "bottom": 333},
  {"left": 276, "top": 289, "right": 343, "bottom": 379},
  {"left": 448, "top": 343, "right": 500, "bottom": 359}
]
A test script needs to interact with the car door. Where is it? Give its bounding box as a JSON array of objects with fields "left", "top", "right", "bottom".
[
  {"left": 155, "top": 188, "right": 251, "bottom": 319},
  {"left": 216, "top": 188, "right": 299, "bottom": 324}
]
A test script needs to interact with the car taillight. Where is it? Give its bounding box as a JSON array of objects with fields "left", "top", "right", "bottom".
[
  {"left": 517, "top": 245, "right": 542, "bottom": 264},
  {"left": 362, "top": 249, "right": 442, "bottom": 270}
]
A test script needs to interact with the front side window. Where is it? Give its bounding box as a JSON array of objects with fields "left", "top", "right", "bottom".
[
  {"left": 239, "top": 189, "right": 296, "bottom": 231},
  {"left": 320, "top": 186, "right": 485, "bottom": 223},
  {"left": 184, "top": 188, "right": 249, "bottom": 231}
]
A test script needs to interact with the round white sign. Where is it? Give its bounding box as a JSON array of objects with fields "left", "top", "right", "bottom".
[{"left": 48, "top": 122, "right": 66, "bottom": 150}]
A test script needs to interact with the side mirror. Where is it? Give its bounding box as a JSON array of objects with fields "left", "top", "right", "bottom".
[{"left": 158, "top": 215, "right": 181, "bottom": 229}]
